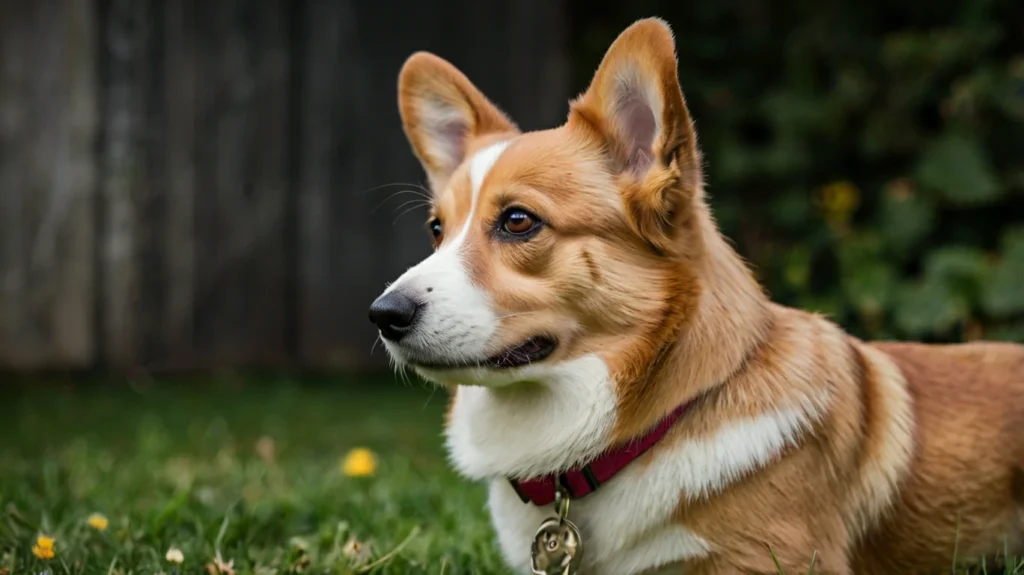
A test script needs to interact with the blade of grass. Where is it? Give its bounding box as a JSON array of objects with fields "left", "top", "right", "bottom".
[
  {"left": 767, "top": 544, "right": 786, "bottom": 575},
  {"left": 357, "top": 526, "right": 421, "bottom": 573}
]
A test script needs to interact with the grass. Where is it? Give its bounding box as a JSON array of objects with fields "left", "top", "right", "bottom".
[
  {"left": 1, "top": 378, "right": 1020, "bottom": 575},
  {"left": 0, "top": 377, "right": 511, "bottom": 575}
]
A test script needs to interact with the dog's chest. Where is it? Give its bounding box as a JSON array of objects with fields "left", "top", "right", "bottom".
[{"left": 486, "top": 467, "right": 710, "bottom": 575}]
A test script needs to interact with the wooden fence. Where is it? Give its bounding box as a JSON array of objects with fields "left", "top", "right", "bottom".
[{"left": 0, "top": 0, "right": 570, "bottom": 373}]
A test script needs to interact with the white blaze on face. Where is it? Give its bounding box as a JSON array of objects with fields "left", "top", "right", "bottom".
[{"left": 379, "top": 141, "right": 510, "bottom": 369}]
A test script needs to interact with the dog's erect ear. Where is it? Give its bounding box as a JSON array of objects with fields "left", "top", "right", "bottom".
[
  {"left": 571, "top": 18, "right": 702, "bottom": 254},
  {"left": 398, "top": 52, "right": 519, "bottom": 191}
]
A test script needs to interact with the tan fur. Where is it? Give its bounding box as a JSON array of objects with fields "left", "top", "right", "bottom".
[{"left": 395, "top": 17, "right": 1024, "bottom": 575}]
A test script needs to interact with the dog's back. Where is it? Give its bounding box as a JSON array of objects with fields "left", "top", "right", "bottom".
[{"left": 853, "top": 341, "right": 1024, "bottom": 573}]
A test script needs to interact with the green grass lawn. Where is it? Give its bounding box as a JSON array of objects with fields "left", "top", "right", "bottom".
[
  {"left": 0, "top": 377, "right": 510, "bottom": 575},
  {"left": 2, "top": 378, "right": 1019, "bottom": 575}
]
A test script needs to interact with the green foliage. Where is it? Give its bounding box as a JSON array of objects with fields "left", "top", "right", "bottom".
[
  {"left": 571, "top": 0, "right": 1024, "bottom": 342},
  {"left": 917, "top": 132, "right": 1001, "bottom": 205}
]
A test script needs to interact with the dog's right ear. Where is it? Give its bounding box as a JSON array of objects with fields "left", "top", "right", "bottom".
[{"left": 398, "top": 53, "right": 519, "bottom": 191}]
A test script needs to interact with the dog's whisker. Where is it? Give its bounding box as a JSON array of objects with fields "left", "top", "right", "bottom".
[
  {"left": 371, "top": 189, "right": 433, "bottom": 214},
  {"left": 393, "top": 201, "right": 432, "bottom": 226},
  {"left": 359, "top": 181, "right": 432, "bottom": 196},
  {"left": 492, "top": 311, "right": 541, "bottom": 321},
  {"left": 389, "top": 197, "right": 432, "bottom": 216}
]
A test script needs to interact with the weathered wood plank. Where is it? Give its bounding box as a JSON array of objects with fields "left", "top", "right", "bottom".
[
  {"left": 190, "top": 0, "right": 291, "bottom": 369},
  {"left": 162, "top": 0, "right": 198, "bottom": 367},
  {"left": 296, "top": 0, "right": 343, "bottom": 368},
  {"left": 0, "top": 1, "right": 98, "bottom": 370},
  {"left": 97, "top": 0, "right": 149, "bottom": 369}
]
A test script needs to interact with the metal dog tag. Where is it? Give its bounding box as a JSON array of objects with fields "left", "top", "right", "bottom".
[{"left": 530, "top": 489, "right": 584, "bottom": 575}]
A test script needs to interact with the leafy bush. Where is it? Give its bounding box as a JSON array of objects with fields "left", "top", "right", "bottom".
[{"left": 570, "top": 0, "right": 1024, "bottom": 342}]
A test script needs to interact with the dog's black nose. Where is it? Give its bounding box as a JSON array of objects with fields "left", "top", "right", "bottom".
[{"left": 368, "top": 290, "right": 422, "bottom": 341}]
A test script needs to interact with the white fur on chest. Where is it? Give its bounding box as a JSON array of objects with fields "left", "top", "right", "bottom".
[
  {"left": 446, "top": 354, "right": 711, "bottom": 574},
  {"left": 487, "top": 459, "right": 710, "bottom": 575},
  {"left": 444, "top": 353, "right": 826, "bottom": 574}
]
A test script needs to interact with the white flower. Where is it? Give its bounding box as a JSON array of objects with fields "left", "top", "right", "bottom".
[{"left": 165, "top": 546, "right": 184, "bottom": 564}]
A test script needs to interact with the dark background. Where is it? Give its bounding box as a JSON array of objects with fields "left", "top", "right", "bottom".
[{"left": 1, "top": 0, "right": 1022, "bottom": 376}]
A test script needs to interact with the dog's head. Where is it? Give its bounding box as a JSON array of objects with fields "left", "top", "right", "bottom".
[{"left": 370, "top": 18, "right": 709, "bottom": 389}]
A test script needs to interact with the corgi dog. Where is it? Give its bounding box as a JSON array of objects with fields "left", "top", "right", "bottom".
[{"left": 368, "top": 17, "right": 1024, "bottom": 575}]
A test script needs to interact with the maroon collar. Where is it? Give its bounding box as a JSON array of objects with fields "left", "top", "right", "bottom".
[{"left": 508, "top": 400, "right": 694, "bottom": 506}]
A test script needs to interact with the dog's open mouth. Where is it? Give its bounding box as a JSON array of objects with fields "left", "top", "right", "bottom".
[
  {"left": 484, "top": 336, "right": 557, "bottom": 369},
  {"left": 409, "top": 336, "right": 557, "bottom": 371}
]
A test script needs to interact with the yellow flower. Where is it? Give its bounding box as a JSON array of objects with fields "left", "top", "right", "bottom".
[
  {"left": 166, "top": 546, "right": 184, "bottom": 564},
  {"left": 32, "top": 535, "right": 55, "bottom": 560},
  {"left": 342, "top": 447, "right": 377, "bottom": 477},
  {"left": 87, "top": 512, "right": 109, "bottom": 531},
  {"left": 817, "top": 180, "right": 861, "bottom": 228}
]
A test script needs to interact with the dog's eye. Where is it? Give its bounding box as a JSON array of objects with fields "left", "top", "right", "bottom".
[
  {"left": 501, "top": 209, "right": 539, "bottom": 235},
  {"left": 429, "top": 218, "right": 443, "bottom": 239}
]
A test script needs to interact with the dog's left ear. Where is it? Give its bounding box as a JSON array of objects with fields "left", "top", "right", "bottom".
[{"left": 571, "top": 18, "right": 702, "bottom": 254}]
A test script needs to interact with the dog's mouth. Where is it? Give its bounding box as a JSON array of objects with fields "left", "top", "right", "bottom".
[
  {"left": 409, "top": 336, "right": 558, "bottom": 371},
  {"left": 485, "top": 336, "right": 558, "bottom": 369}
]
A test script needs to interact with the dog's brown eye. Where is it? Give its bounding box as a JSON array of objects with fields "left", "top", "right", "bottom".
[
  {"left": 429, "top": 218, "right": 443, "bottom": 238},
  {"left": 502, "top": 209, "right": 537, "bottom": 235}
]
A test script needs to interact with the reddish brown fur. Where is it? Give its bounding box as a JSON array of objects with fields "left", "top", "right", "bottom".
[
  {"left": 853, "top": 342, "right": 1024, "bottom": 573},
  {"left": 395, "top": 17, "right": 1024, "bottom": 575}
]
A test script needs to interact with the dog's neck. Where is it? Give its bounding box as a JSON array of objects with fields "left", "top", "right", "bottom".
[
  {"left": 612, "top": 199, "right": 774, "bottom": 440},
  {"left": 444, "top": 199, "right": 774, "bottom": 481}
]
